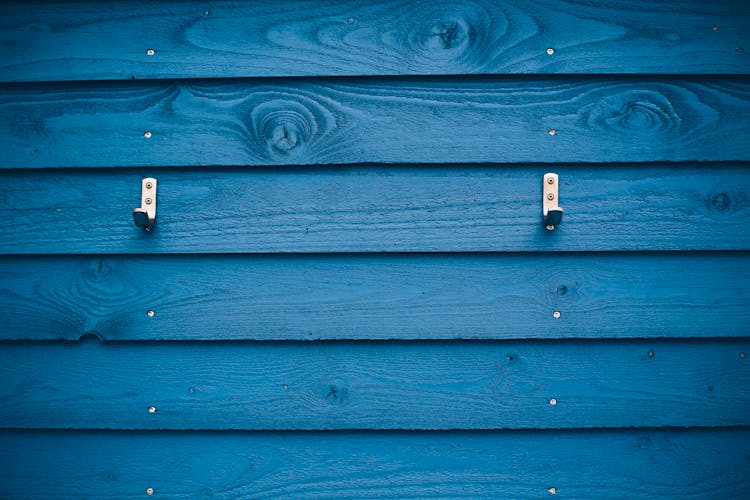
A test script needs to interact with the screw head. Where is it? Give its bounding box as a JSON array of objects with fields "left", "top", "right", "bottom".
[
  {"left": 547, "top": 177, "right": 555, "bottom": 184},
  {"left": 145, "top": 182, "right": 153, "bottom": 189},
  {"left": 548, "top": 128, "right": 556, "bottom": 136},
  {"left": 547, "top": 193, "right": 555, "bottom": 200},
  {"left": 549, "top": 398, "right": 557, "bottom": 406},
  {"left": 648, "top": 350, "right": 654, "bottom": 358},
  {"left": 546, "top": 225, "right": 555, "bottom": 231},
  {"left": 145, "top": 198, "right": 152, "bottom": 205},
  {"left": 548, "top": 487, "right": 557, "bottom": 495},
  {"left": 546, "top": 48, "right": 555, "bottom": 55},
  {"left": 147, "top": 310, "right": 155, "bottom": 317},
  {"left": 146, "top": 487, "right": 154, "bottom": 495},
  {"left": 552, "top": 311, "right": 561, "bottom": 319},
  {"left": 148, "top": 406, "right": 156, "bottom": 414},
  {"left": 144, "top": 131, "right": 152, "bottom": 138},
  {"left": 146, "top": 49, "right": 155, "bottom": 56},
  {"left": 741, "top": 352, "right": 746, "bottom": 359}
]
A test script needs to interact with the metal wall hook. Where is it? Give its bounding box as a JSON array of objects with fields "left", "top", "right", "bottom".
[
  {"left": 543, "top": 173, "right": 563, "bottom": 230},
  {"left": 133, "top": 177, "right": 157, "bottom": 231}
]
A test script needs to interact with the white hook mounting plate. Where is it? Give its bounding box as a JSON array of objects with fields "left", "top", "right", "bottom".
[
  {"left": 543, "top": 173, "right": 563, "bottom": 231},
  {"left": 133, "top": 177, "right": 157, "bottom": 231}
]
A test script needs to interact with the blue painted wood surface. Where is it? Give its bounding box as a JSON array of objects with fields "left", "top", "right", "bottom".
[
  {"left": 2, "top": 164, "right": 749, "bottom": 253},
  {"left": 1, "top": 0, "right": 749, "bottom": 496},
  {"left": 1, "top": 78, "right": 750, "bottom": 168},
  {"left": 1, "top": 0, "right": 749, "bottom": 81},
  {"left": 1, "top": 253, "right": 748, "bottom": 341},
  {"left": 0, "top": 338, "right": 747, "bottom": 429},
  {"left": 0, "top": 428, "right": 748, "bottom": 498}
]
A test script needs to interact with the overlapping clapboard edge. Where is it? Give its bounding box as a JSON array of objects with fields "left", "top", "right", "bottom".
[
  {"left": 1, "top": 252, "right": 748, "bottom": 341},
  {"left": 1, "top": 0, "right": 749, "bottom": 81},
  {"left": 0, "top": 338, "right": 747, "bottom": 429},
  {"left": 1, "top": 163, "right": 748, "bottom": 254},
  {"left": 2, "top": 77, "right": 750, "bottom": 168},
  {"left": 0, "top": 428, "right": 748, "bottom": 498}
]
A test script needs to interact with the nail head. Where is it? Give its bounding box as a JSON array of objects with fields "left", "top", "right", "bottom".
[
  {"left": 548, "top": 487, "right": 557, "bottom": 495},
  {"left": 549, "top": 398, "right": 557, "bottom": 405},
  {"left": 147, "top": 487, "right": 154, "bottom": 495},
  {"left": 546, "top": 48, "right": 555, "bottom": 55},
  {"left": 144, "top": 131, "right": 152, "bottom": 138},
  {"left": 546, "top": 225, "right": 555, "bottom": 231},
  {"left": 147, "top": 310, "right": 155, "bottom": 317},
  {"left": 552, "top": 311, "right": 561, "bottom": 319},
  {"left": 146, "top": 49, "right": 155, "bottom": 56},
  {"left": 148, "top": 406, "right": 156, "bottom": 414},
  {"left": 347, "top": 17, "right": 355, "bottom": 24},
  {"left": 648, "top": 350, "right": 654, "bottom": 358},
  {"left": 548, "top": 128, "right": 556, "bottom": 136}
]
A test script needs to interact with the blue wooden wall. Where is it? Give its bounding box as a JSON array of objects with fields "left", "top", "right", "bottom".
[{"left": 1, "top": 1, "right": 749, "bottom": 497}]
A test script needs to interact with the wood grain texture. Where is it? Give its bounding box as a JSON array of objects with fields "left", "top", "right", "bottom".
[
  {"left": 1, "top": 0, "right": 749, "bottom": 82},
  {"left": 1, "top": 428, "right": 748, "bottom": 499},
  {"left": 1, "top": 253, "right": 748, "bottom": 341},
  {"left": 0, "top": 339, "right": 747, "bottom": 429},
  {"left": 2, "top": 78, "right": 750, "bottom": 168},
  {"left": 2, "top": 164, "right": 750, "bottom": 254}
]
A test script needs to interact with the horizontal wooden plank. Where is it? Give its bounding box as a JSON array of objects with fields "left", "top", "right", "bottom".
[
  {"left": 2, "top": 78, "right": 750, "bottom": 167},
  {"left": 2, "top": 0, "right": 749, "bottom": 82},
  {"left": 1, "top": 253, "right": 748, "bottom": 341},
  {"left": 0, "top": 429, "right": 748, "bottom": 499},
  {"left": 0, "top": 339, "right": 747, "bottom": 429},
  {"left": 1, "top": 164, "right": 749, "bottom": 254}
]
